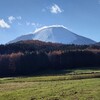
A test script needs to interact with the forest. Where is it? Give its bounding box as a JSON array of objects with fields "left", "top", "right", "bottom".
[{"left": 0, "top": 40, "right": 100, "bottom": 76}]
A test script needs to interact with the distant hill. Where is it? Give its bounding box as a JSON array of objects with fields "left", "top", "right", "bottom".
[{"left": 3, "top": 40, "right": 90, "bottom": 54}]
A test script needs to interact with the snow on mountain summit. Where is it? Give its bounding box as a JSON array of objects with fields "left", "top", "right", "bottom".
[
  {"left": 9, "top": 25, "right": 96, "bottom": 45},
  {"left": 33, "top": 25, "right": 68, "bottom": 33},
  {"left": 33, "top": 25, "right": 77, "bottom": 44}
]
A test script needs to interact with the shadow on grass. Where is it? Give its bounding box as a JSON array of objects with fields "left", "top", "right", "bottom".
[{"left": 0, "top": 67, "right": 100, "bottom": 78}]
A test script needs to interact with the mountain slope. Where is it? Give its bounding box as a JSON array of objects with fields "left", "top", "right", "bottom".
[{"left": 9, "top": 25, "right": 96, "bottom": 45}]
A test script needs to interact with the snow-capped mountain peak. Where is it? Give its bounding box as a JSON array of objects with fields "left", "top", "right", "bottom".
[
  {"left": 8, "top": 25, "right": 96, "bottom": 45},
  {"left": 34, "top": 25, "right": 68, "bottom": 33}
]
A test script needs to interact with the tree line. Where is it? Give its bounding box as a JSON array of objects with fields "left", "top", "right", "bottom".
[{"left": 0, "top": 40, "right": 100, "bottom": 76}]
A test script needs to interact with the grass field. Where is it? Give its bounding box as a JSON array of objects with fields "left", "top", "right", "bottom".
[{"left": 0, "top": 69, "right": 100, "bottom": 100}]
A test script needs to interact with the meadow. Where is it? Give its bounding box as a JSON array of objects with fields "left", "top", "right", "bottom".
[{"left": 0, "top": 69, "right": 100, "bottom": 100}]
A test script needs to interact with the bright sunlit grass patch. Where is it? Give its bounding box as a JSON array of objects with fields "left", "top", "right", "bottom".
[{"left": 0, "top": 69, "right": 100, "bottom": 100}]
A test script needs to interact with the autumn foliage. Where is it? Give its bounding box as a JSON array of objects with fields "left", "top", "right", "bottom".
[{"left": 0, "top": 40, "right": 100, "bottom": 76}]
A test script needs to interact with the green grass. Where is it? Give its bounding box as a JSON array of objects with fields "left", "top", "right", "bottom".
[{"left": 0, "top": 69, "right": 100, "bottom": 100}]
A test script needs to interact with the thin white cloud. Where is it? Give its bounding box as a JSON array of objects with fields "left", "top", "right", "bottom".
[
  {"left": 17, "top": 16, "right": 22, "bottom": 20},
  {"left": 34, "top": 25, "right": 67, "bottom": 33},
  {"left": 26, "top": 21, "right": 30, "bottom": 26},
  {"left": 18, "top": 22, "right": 22, "bottom": 25},
  {"left": 0, "top": 19, "right": 10, "bottom": 28},
  {"left": 50, "top": 4, "right": 63, "bottom": 14},
  {"left": 8, "top": 16, "right": 22, "bottom": 24},
  {"left": 31, "top": 22, "right": 42, "bottom": 28},
  {"left": 26, "top": 21, "right": 41, "bottom": 28},
  {"left": 8, "top": 16, "right": 16, "bottom": 23},
  {"left": 31, "top": 22, "right": 35, "bottom": 26}
]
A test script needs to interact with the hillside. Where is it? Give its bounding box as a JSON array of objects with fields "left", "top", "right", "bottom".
[
  {"left": 0, "top": 40, "right": 100, "bottom": 76},
  {"left": 2, "top": 40, "right": 89, "bottom": 54}
]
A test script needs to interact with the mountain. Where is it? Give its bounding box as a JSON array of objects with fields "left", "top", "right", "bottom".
[
  {"left": 9, "top": 25, "right": 96, "bottom": 45},
  {"left": 94, "top": 42, "right": 100, "bottom": 46}
]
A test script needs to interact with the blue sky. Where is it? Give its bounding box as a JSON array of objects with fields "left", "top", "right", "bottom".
[{"left": 0, "top": 0, "right": 100, "bottom": 44}]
